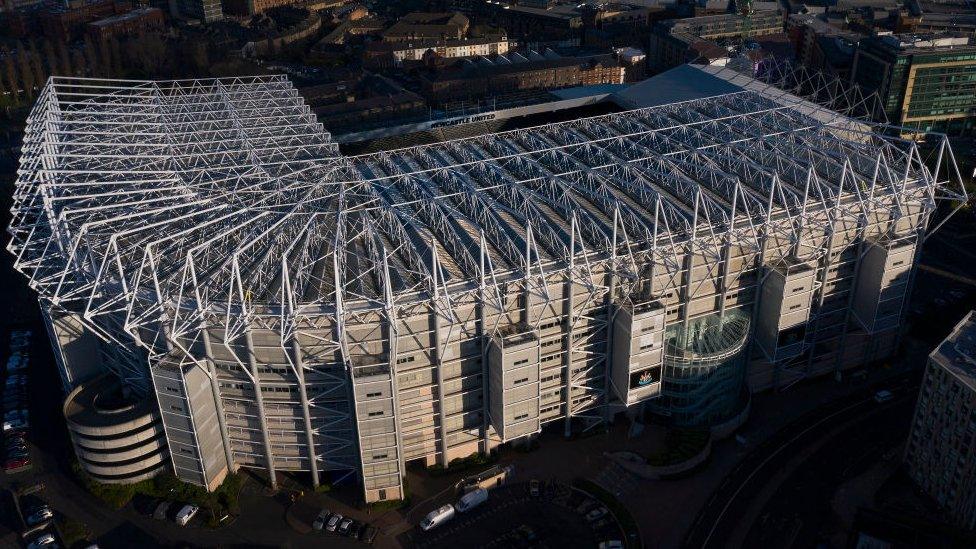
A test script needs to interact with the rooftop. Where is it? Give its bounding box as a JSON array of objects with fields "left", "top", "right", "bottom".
[
  {"left": 877, "top": 33, "right": 976, "bottom": 51},
  {"left": 7, "top": 69, "right": 961, "bottom": 333},
  {"left": 932, "top": 311, "right": 976, "bottom": 393}
]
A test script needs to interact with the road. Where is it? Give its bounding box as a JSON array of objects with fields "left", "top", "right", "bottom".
[{"left": 683, "top": 373, "right": 919, "bottom": 549}]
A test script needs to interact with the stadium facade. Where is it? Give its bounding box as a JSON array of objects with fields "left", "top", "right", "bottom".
[{"left": 8, "top": 67, "right": 966, "bottom": 501}]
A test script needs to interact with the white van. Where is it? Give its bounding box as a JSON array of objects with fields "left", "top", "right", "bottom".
[
  {"left": 421, "top": 504, "right": 455, "bottom": 531},
  {"left": 175, "top": 504, "right": 199, "bottom": 526},
  {"left": 456, "top": 488, "right": 488, "bottom": 513}
]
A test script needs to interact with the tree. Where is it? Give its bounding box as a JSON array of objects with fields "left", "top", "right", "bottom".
[{"left": 3, "top": 55, "right": 20, "bottom": 105}]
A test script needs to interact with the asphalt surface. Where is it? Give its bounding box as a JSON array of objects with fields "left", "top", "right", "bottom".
[
  {"left": 400, "top": 481, "right": 617, "bottom": 549},
  {"left": 682, "top": 373, "right": 920, "bottom": 549},
  {"left": 742, "top": 391, "right": 916, "bottom": 548}
]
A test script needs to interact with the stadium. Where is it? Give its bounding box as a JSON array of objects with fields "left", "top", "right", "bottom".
[{"left": 7, "top": 65, "right": 966, "bottom": 502}]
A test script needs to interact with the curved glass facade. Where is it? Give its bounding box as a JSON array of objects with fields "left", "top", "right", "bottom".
[{"left": 657, "top": 310, "right": 751, "bottom": 427}]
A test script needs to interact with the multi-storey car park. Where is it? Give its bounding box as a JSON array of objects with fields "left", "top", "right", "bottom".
[{"left": 7, "top": 65, "right": 967, "bottom": 503}]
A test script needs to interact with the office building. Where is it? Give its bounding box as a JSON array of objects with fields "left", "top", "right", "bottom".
[
  {"left": 649, "top": 10, "right": 784, "bottom": 71},
  {"left": 175, "top": 0, "right": 222, "bottom": 23},
  {"left": 905, "top": 312, "right": 976, "bottom": 530},
  {"left": 851, "top": 34, "right": 976, "bottom": 135}
]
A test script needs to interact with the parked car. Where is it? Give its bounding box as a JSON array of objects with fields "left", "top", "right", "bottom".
[
  {"left": 598, "top": 541, "right": 624, "bottom": 549},
  {"left": 6, "top": 442, "right": 29, "bottom": 452},
  {"left": 576, "top": 500, "right": 598, "bottom": 515},
  {"left": 4, "top": 457, "right": 29, "bottom": 471},
  {"left": 174, "top": 504, "right": 199, "bottom": 526},
  {"left": 26, "top": 533, "right": 56, "bottom": 549},
  {"left": 360, "top": 524, "right": 379, "bottom": 544},
  {"left": 585, "top": 507, "right": 608, "bottom": 522},
  {"left": 420, "top": 504, "right": 455, "bottom": 531},
  {"left": 6, "top": 376, "right": 27, "bottom": 387},
  {"left": 4, "top": 400, "right": 26, "bottom": 413},
  {"left": 7, "top": 354, "right": 27, "bottom": 372},
  {"left": 312, "top": 508, "right": 331, "bottom": 531},
  {"left": 352, "top": 521, "right": 367, "bottom": 539},
  {"left": 152, "top": 501, "right": 171, "bottom": 520},
  {"left": 874, "top": 389, "right": 894, "bottom": 403},
  {"left": 326, "top": 513, "right": 343, "bottom": 532},
  {"left": 4, "top": 417, "right": 28, "bottom": 432},
  {"left": 456, "top": 488, "right": 488, "bottom": 513},
  {"left": 6, "top": 435, "right": 28, "bottom": 446},
  {"left": 337, "top": 518, "right": 354, "bottom": 536},
  {"left": 7, "top": 448, "right": 29, "bottom": 461},
  {"left": 25, "top": 505, "right": 53, "bottom": 527}
]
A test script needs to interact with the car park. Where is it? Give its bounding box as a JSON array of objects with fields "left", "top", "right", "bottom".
[
  {"left": 174, "top": 504, "right": 199, "bottom": 526},
  {"left": 337, "top": 517, "right": 354, "bottom": 535},
  {"left": 312, "top": 508, "right": 331, "bottom": 531},
  {"left": 326, "top": 513, "right": 343, "bottom": 532}
]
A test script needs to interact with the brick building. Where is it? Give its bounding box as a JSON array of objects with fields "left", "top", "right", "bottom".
[
  {"left": 382, "top": 12, "right": 469, "bottom": 43},
  {"left": 363, "top": 35, "right": 510, "bottom": 68},
  {"left": 87, "top": 7, "right": 164, "bottom": 41},
  {"left": 419, "top": 52, "right": 624, "bottom": 102}
]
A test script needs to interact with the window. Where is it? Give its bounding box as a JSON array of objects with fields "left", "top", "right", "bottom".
[
  {"left": 513, "top": 359, "right": 529, "bottom": 366},
  {"left": 373, "top": 453, "right": 388, "bottom": 460},
  {"left": 368, "top": 411, "right": 384, "bottom": 417},
  {"left": 539, "top": 319, "right": 562, "bottom": 331},
  {"left": 396, "top": 356, "right": 415, "bottom": 365},
  {"left": 514, "top": 413, "right": 529, "bottom": 421},
  {"left": 170, "top": 405, "right": 184, "bottom": 412},
  {"left": 366, "top": 392, "right": 382, "bottom": 398},
  {"left": 514, "top": 377, "right": 529, "bottom": 385}
]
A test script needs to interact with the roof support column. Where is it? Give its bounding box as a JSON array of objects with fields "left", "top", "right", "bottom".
[
  {"left": 478, "top": 233, "right": 492, "bottom": 454},
  {"left": 289, "top": 339, "right": 320, "bottom": 488},
  {"left": 431, "top": 247, "right": 451, "bottom": 468},
  {"left": 563, "top": 215, "right": 578, "bottom": 437},
  {"left": 199, "top": 325, "right": 236, "bottom": 475},
  {"left": 244, "top": 329, "right": 278, "bottom": 490}
]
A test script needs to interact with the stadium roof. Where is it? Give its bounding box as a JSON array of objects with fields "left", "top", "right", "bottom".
[{"left": 7, "top": 72, "right": 966, "bottom": 345}]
